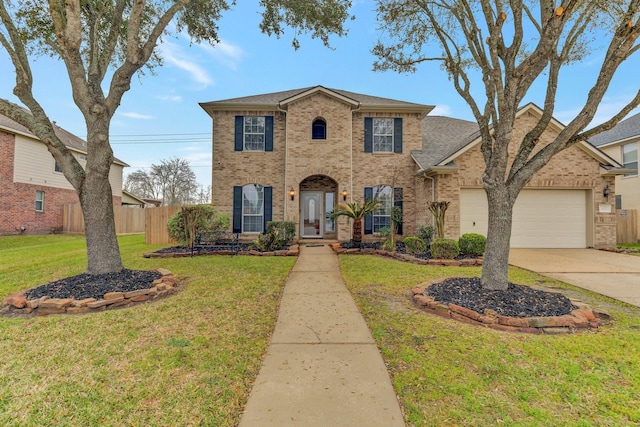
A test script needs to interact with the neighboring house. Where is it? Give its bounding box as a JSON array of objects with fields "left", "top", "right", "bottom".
[
  {"left": 200, "top": 86, "right": 626, "bottom": 248},
  {"left": 0, "top": 112, "right": 128, "bottom": 235},
  {"left": 588, "top": 112, "right": 640, "bottom": 235},
  {"left": 121, "top": 190, "right": 147, "bottom": 207}
]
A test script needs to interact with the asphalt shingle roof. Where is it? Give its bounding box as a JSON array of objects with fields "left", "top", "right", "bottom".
[
  {"left": 201, "top": 85, "right": 432, "bottom": 110},
  {"left": 0, "top": 110, "right": 127, "bottom": 165},
  {"left": 589, "top": 112, "right": 640, "bottom": 146},
  {"left": 412, "top": 116, "right": 479, "bottom": 170}
]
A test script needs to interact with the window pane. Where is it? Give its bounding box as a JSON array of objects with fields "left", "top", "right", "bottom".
[
  {"left": 244, "top": 117, "right": 265, "bottom": 151},
  {"left": 243, "top": 184, "right": 264, "bottom": 232},
  {"left": 325, "top": 192, "right": 335, "bottom": 232},
  {"left": 373, "top": 118, "right": 393, "bottom": 152},
  {"left": 312, "top": 119, "right": 326, "bottom": 139},
  {"left": 372, "top": 185, "right": 392, "bottom": 232},
  {"left": 35, "top": 191, "right": 44, "bottom": 212},
  {"left": 623, "top": 143, "right": 638, "bottom": 176}
]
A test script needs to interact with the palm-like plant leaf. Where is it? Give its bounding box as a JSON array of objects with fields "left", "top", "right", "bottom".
[{"left": 330, "top": 199, "right": 381, "bottom": 221}]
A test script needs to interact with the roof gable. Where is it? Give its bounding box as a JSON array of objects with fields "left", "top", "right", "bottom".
[
  {"left": 199, "top": 85, "right": 434, "bottom": 116},
  {"left": 413, "top": 103, "right": 622, "bottom": 173},
  {"left": 0, "top": 110, "right": 128, "bottom": 166}
]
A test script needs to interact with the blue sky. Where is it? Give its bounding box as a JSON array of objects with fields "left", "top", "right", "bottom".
[{"left": 1, "top": 0, "right": 639, "bottom": 188}]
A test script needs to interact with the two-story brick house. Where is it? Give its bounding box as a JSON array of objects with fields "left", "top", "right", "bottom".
[
  {"left": 200, "top": 86, "right": 626, "bottom": 248},
  {"left": 0, "top": 112, "right": 127, "bottom": 235}
]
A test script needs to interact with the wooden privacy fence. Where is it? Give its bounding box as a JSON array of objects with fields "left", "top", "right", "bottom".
[
  {"left": 145, "top": 206, "right": 181, "bottom": 244},
  {"left": 63, "top": 204, "right": 146, "bottom": 234},
  {"left": 617, "top": 209, "right": 638, "bottom": 244}
]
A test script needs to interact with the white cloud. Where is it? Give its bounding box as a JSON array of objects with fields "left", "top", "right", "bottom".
[
  {"left": 118, "top": 111, "right": 154, "bottom": 120},
  {"left": 198, "top": 39, "right": 245, "bottom": 70},
  {"left": 159, "top": 42, "right": 213, "bottom": 86},
  {"left": 556, "top": 96, "right": 640, "bottom": 129},
  {"left": 157, "top": 95, "right": 182, "bottom": 102}
]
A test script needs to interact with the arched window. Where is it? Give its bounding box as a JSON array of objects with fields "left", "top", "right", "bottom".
[
  {"left": 372, "top": 185, "right": 392, "bottom": 233},
  {"left": 242, "top": 184, "right": 264, "bottom": 232},
  {"left": 312, "top": 118, "right": 326, "bottom": 140}
]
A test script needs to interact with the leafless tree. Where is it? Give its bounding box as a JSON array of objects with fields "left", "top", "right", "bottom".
[{"left": 372, "top": 0, "right": 640, "bottom": 289}]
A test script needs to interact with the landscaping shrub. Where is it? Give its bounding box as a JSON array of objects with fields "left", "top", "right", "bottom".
[
  {"left": 403, "top": 236, "right": 427, "bottom": 255},
  {"left": 266, "top": 221, "right": 296, "bottom": 245},
  {"left": 459, "top": 233, "right": 487, "bottom": 256},
  {"left": 417, "top": 225, "right": 435, "bottom": 245},
  {"left": 430, "top": 238, "right": 460, "bottom": 259},
  {"left": 167, "top": 205, "right": 229, "bottom": 246}
]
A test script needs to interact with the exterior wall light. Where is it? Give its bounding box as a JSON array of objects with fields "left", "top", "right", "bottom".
[
  {"left": 342, "top": 188, "right": 348, "bottom": 201},
  {"left": 603, "top": 184, "right": 610, "bottom": 200},
  {"left": 289, "top": 187, "right": 295, "bottom": 201}
]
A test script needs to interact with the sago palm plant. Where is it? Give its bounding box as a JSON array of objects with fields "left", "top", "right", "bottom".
[{"left": 330, "top": 199, "right": 381, "bottom": 246}]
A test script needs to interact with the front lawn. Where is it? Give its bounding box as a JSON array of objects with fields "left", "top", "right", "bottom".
[
  {"left": 339, "top": 255, "right": 640, "bottom": 426},
  {"left": 0, "top": 234, "right": 296, "bottom": 426}
]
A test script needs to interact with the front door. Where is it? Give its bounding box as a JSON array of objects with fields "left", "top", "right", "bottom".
[{"left": 301, "top": 191, "right": 323, "bottom": 238}]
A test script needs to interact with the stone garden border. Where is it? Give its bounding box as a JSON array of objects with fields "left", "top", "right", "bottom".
[
  {"left": 2, "top": 268, "right": 180, "bottom": 317},
  {"left": 328, "top": 243, "right": 482, "bottom": 266},
  {"left": 412, "top": 279, "right": 608, "bottom": 334},
  {"left": 143, "top": 245, "right": 300, "bottom": 258}
]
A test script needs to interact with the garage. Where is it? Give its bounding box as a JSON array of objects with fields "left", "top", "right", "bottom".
[{"left": 459, "top": 189, "right": 588, "bottom": 248}]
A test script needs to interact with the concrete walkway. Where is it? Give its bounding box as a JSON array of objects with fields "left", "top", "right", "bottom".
[
  {"left": 509, "top": 249, "right": 640, "bottom": 308},
  {"left": 239, "top": 244, "right": 405, "bottom": 427}
]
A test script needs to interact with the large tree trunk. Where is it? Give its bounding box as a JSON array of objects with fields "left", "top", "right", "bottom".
[
  {"left": 79, "top": 119, "right": 124, "bottom": 275},
  {"left": 481, "top": 186, "right": 516, "bottom": 291}
]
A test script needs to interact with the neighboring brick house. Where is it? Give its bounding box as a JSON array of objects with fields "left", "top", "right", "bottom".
[
  {"left": 200, "top": 86, "right": 626, "bottom": 248},
  {"left": 588, "top": 112, "right": 640, "bottom": 237},
  {"left": 0, "top": 113, "right": 127, "bottom": 235}
]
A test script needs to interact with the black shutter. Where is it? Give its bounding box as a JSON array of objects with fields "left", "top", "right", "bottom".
[
  {"left": 233, "top": 186, "right": 242, "bottom": 233},
  {"left": 263, "top": 186, "right": 273, "bottom": 233},
  {"left": 394, "top": 187, "right": 403, "bottom": 235},
  {"left": 364, "top": 187, "right": 373, "bottom": 235},
  {"left": 364, "top": 117, "right": 373, "bottom": 153},
  {"left": 265, "top": 116, "right": 274, "bottom": 152},
  {"left": 393, "top": 118, "right": 403, "bottom": 153},
  {"left": 234, "top": 116, "right": 244, "bottom": 151}
]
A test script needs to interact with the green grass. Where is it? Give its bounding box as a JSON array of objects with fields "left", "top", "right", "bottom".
[
  {"left": 339, "top": 255, "right": 640, "bottom": 427},
  {"left": 0, "top": 234, "right": 296, "bottom": 426},
  {"left": 3, "top": 236, "right": 640, "bottom": 426}
]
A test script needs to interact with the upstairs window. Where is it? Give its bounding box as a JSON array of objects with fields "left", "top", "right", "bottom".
[
  {"left": 244, "top": 117, "right": 265, "bottom": 151},
  {"left": 373, "top": 119, "right": 394, "bottom": 152},
  {"left": 54, "top": 161, "right": 63, "bottom": 173},
  {"left": 622, "top": 142, "right": 638, "bottom": 177},
  {"left": 364, "top": 117, "right": 403, "bottom": 153},
  {"left": 312, "top": 118, "right": 326, "bottom": 140},
  {"left": 234, "top": 116, "right": 274, "bottom": 152}
]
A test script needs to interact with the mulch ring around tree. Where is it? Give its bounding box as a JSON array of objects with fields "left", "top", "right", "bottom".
[
  {"left": 413, "top": 277, "right": 608, "bottom": 334},
  {"left": 1, "top": 268, "right": 182, "bottom": 318}
]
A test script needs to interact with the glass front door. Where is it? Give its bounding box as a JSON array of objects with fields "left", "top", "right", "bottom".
[{"left": 301, "top": 191, "right": 323, "bottom": 238}]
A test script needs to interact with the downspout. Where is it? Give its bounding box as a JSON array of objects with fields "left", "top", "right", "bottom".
[{"left": 278, "top": 102, "right": 289, "bottom": 220}]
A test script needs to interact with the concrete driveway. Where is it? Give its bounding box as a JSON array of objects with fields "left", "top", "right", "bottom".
[{"left": 509, "top": 249, "right": 640, "bottom": 308}]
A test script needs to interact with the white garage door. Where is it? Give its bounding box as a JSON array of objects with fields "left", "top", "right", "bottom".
[{"left": 460, "top": 189, "right": 587, "bottom": 248}]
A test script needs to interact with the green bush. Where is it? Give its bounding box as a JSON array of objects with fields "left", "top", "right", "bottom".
[
  {"left": 459, "top": 233, "right": 487, "bottom": 256},
  {"left": 430, "top": 238, "right": 460, "bottom": 259},
  {"left": 404, "top": 236, "right": 427, "bottom": 255},
  {"left": 167, "top": 205, "right": 229, "bottom": 246},
  {"left": 266, "top": 221, "right": 296, "bottom": 245},
  {"left": 417, "top": 225, "right": 435, "bottom": 245}
]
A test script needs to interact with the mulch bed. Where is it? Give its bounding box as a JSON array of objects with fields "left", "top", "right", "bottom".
[
  {"left": 426, "top": 277, "right": 575, "bottom": 318},
  {"left": 24, "top": 269, "right": 162, "bottom": 301}
]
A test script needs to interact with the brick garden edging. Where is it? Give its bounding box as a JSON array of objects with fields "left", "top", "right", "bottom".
[
  {"left": 2, "top": 268, "right": 180, "bottom": 317},
  {"left": 328, "top": 243, "right": 482, "bottom": 266},
  {"left": 412, "top": 279, "right": 607, "bottom": 334},
  {"left": 143, "top": 245, "right": 300, "bottom": 258}
]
